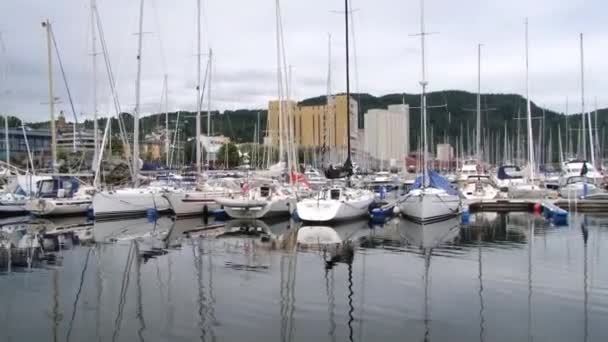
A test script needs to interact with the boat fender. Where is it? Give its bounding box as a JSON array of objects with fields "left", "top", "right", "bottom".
[
  {"left": 146, "top": 208, "right": 159, "bottom": 222},
  {"left": 203, "top": 205, "right": 209, "bottom": 218},
  {"left": 461, "top": 210, "right": 470, "bottom": 224},
  {"left": 291, "top": 209, "right": 300, "bottom": 222},
  {"left": 533, "top": 203, "right": 542, "bottom": 214}
]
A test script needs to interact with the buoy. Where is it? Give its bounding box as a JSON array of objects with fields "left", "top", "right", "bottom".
[
  {"left": 146, "top": 208, "right": 158, "bottom": 222},
  {"left": 533, "top": 203, "right": 542, "bottom": 214}
]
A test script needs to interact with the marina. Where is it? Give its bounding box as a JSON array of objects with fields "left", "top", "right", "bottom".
[{"left": 2, "top": 0, "right": 608, "bottom": 340}]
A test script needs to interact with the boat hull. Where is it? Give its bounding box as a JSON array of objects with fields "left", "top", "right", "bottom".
[
  {"left": 398, "top": 189, "right": 461, "bottom": 224},
  {"left": 164, "top": 191, "right": 221, "bottom": 217},
  {"left": 219, "top": 198, "right": 294, "bottom": 219},
  {"left": 508, "top": 184, "right": 548, "bottom": 199},
  {"left": 296, "top": 196, "right": 374, "bottom": 223},
  {"left": 92, "top": 189, "right": 171, "bottom": 220},
  {"left": 25, "top": 198, "right": 91, "bottom": 216}
]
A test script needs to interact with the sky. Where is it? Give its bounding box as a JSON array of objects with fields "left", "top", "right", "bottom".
[{"left": 1, "top": 0, "right": 607, "bottom": 122}]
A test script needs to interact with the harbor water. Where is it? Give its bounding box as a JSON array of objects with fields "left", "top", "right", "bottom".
[{"left": 1, "top": 213, "right": 608, "bottom": 341}]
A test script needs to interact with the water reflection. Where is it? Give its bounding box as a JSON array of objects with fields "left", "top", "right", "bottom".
[{"left": 1, "top": 213, "right": 608, "bottom": 342}]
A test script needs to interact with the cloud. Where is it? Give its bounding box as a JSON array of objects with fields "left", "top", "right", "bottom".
[{"left": 1, "top": 0, "right": 607, "bottom": 123}]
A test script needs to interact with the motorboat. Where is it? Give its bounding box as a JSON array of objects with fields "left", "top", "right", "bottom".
[
  {"left": 460, "top": 175, "right": 499, "bottom": 200},
  {"left": 296, "top": 185, "right": 375, "bottom": 223},
  {"left": 559, "top": 160, "right": 603, "bottom": 187},
  {"left": 558, "top": 176, "right": 601, "bottom": 199},
  {"left": 493, "top": 165, "right": 525, "bottom": 192},
  {"left": 398, "top": 171, "right": 461, "bottom": 224},
  {"left": 215, "top": 183, "right": 296, "bottom": 219},
  {"left": 26, "top": 177, "right": 94, "bottom": 216},
  {"left": 457, "top": 159, "right": 480, "bottom": 182}
]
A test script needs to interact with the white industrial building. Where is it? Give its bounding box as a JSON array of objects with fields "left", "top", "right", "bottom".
[{"left": 363, "top": 104, "right": 410, "bottom": 170}]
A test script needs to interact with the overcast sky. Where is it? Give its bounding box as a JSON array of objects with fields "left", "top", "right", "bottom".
[{"left": 1, "top": 0, "right": 607, "bottom": 122}]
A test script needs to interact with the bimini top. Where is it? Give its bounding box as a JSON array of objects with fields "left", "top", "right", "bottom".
[
  {"left": 412, "top": 171, "right": 459, "bottom": 196},
  {"left": 497, "top": 165, "right": 523, "bottom": 180}
]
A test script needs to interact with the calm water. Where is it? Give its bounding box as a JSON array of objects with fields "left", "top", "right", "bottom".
[{"left": 1, "top": 213, "right": 608, "bottom": 342}]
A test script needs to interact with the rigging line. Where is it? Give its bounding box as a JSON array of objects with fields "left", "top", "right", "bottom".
[
  {"left": 93, "top": 6, "right": 133, "bottom": 164},
  {"left": 93, "top": 22, "right": 132, "bottom": 177},
  {"left": 149, "top": 0, "right": 167, "bottom": 74},
  {"left": 66, "top": 248, "right": 93, "bottom": 342},
  {"left": 111, "top": 242, "right": 135, "bottom": 342},
  {"left": 49, "top": 25, "right": 83, "bottom": 142}
]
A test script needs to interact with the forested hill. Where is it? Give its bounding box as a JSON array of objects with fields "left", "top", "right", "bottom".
[{"left": 18, "top": 90, "right": 607, "bottom": 154}]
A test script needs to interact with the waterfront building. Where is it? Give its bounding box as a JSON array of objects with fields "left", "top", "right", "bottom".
[{"left": 363, "top": 104, "right": 410, "bottom": 169}]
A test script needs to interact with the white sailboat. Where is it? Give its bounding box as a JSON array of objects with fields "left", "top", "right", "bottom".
[
  {"left": 459, "top": 44, "right": 499, "bottom": 200},
  {"left": 295, "top": 0, "right": 374, "bottom": 223},
  {"left": 164, "top": 178, "right": 240, "bottom": 217},
  {"left": 0, "top": 175, "right": 50, "bottom": 216},
  {"left": 92, "top": 0, "right": 173, "bottom": 220},
  {"left": 397, "top": 0, "right": 461, "bottom": 223},
  {"left": 509, "top": 19, "right": 547, "bottom": 199},
  {"left": 215, "top": 182, "right": 295, "bottom": 219},
  {"left": 25, "top": 177, "right": 94, "bottom": 216},
  {"left": 297, "top": 185, "right": 375, "bottom": 222}
]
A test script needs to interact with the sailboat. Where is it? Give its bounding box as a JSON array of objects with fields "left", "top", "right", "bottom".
[
  {"left": 0, "top": 175, "right": 50, "bottom": 216},
  {"left": 25, "top": 177, "right": 94, "bottom": 216},
  {"left": 508, "top": 19, "right": 547, "bottom": 199},
  {"left": 215, "top": 180, "right": 296, "bottom": 219},
  {"left": 296, "top": 0, "right": 374, "bottom": 223},
  {"left": 397, "top": 0, "right": 461, "bottom": 223},
  {"left": 459, "top": 44, "right": 499, "bottom": 201},
  {"left": 92, "top": 0, "right": 173, "bottom": 220}
]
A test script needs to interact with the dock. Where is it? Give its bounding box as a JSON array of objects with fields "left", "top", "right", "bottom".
[{"left": 467, "top": 197, "right": 608, "bottom": 214}]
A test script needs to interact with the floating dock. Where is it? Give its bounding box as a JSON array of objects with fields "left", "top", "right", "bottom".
[{"left": 467, "top": 198, "right": 608, "bottom": 213}]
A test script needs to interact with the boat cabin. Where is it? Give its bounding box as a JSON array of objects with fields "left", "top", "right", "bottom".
[{"left": 35, "top": 177, "right": 81, "bottom": 199}]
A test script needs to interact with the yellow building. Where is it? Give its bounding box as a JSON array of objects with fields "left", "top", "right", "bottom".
[{"left": 266, "top": 94, "right": 358, "bottom": 149}]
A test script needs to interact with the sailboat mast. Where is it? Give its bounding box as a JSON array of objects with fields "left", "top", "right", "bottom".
[
  {"left": 419, "top": 0, "right": 429, "bottom": 187},
  {"left": 580, "top": 33, "right": 590, "bottom": 163},
  {"left": 275, "top": 0, "right": 284, "bottom": 164},
  {"left": 582, "top": 35, "right": 595, "bottom": 167},
  {"left": 476, "top": 43, "right": 482, "bottom": 163},
  {"left": 43, "top": 20, "right": 57, "bottom": 171},
  {"left": 206, "top": 48, "right": 212, "bottom": 169},
  {"left": 344, "top": 0, "right": 352, "bottom": 168},
  {"left": 0, "top": 33, "right": 8, "bottom": 169},
  {"left": 91, "top": 0, "right": 99, "bottom": 171},
  {"left": 133, "top": 0, "right": 144, "bottom": 186},
  {"left": 524, "top": 18, "right": 535, "bottom": 182},
  {"left": 163, "top": 74, "right": 169, "bottom": 166},
  {"left": 196, "top": 0, "right": 202, "bottom": 175}
]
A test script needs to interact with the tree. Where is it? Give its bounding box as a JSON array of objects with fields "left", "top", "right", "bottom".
[{"left": 217, "top": 142, "right": 240, "bottom": 168}]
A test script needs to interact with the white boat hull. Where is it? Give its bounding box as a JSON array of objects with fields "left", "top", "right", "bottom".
[
  {"left": 219, "top": 197, "right": 293, "bottom": 219},
  {"left": 164, "top": 191, "right": 221, "bottom": 217},
  {"left": 25, "top": 198, "right": 91, "bottom": 216},
  {"left": 92, "top": 189, "right": 171, "bottom": 220},
  {"left": 398, "top": 188, "right": 461, "bottom": 224},
  {"left": 508, "top": 184, "right": 548, "bottom": 199},
  {"left": 461, "top": 183, "right": 499, "bottom": 200},
  {"left": 296, "top": 196, "right": 374, "bottom": 222},
  {"left": 559, "top": 183, "right": 599, "bottom": 199}
]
